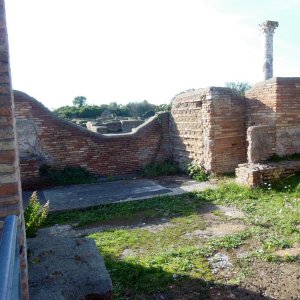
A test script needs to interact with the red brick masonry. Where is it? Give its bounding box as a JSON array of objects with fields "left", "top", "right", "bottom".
[
  {"left": 14, "top": 77, "right": 300, "bottom": 188},
  {"left": 0, "top": 0, "right": 29, "bottom": 298},
  {"left": 236, "top": 77, "right": 300, "bottom": 187},
  {"left": 14, "top": 91, "right": 170, "bottom": 184}
]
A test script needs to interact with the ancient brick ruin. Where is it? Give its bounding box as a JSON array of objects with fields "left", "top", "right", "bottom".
[
  {"left": 170, "top": 87, "right": 246, "bottom": 173},
  {"left": 236, "top": 77, "right": 300, "bottom": 186},
  {"left": 0, "top": 8, "right": 299, "bottom": 296},
  {"left": 4, "top": 18, "right": 295, "bottom": 189},
  {"left": 14, "top": 91, "right": 170, "bottom": 187},
  {"left": 13, "top": 75, "right": 300, "bottom": 188},
  {"left": 86, "top": 118, "right": 144, "bottom": 134}
]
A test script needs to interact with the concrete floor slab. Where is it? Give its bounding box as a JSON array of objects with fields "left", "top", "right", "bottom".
[{"left": 23, "top": 176, "right": 216, "bottom": 212}]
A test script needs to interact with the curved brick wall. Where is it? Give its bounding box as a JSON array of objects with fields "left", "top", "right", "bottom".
[{"left": 13, "top": 91, "right": 170, "bottom": 184}]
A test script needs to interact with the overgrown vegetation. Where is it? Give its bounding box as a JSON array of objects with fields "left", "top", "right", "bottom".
[
  {"left": 24, "top": 192, "right": 49, "bottom": 238},
  {"left": 267, "top": 152, "right": 300, "bottom": 162},
  {"left": 225, "top": 81, "right": 252, "bottom": 96},
  {"left": 186, "top": 163, "right": 210, "bottom": 182},
  {"left": 39, "top": 165, "right": 97, "bottom": 186},
  {"left": 44, "top": 173, "right": 300, "bottom": 299},
  {"left": 141, "top": 160, "right": 180, "bottom": 177}
]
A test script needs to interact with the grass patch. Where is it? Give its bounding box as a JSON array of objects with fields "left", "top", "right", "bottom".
[
  {"left": 89, "top": 227, "right": 248, "bottom": 298},
  {"left": 198, "top": 174, "right": 300, "bottom": 253},
  {"left": 141, "top": 160, "right": 180, "bottom": 177},
  {"left": 45, "top": 172, "right": 300, "bottom": 299},
  {"left": 44, "top": 193, "right": 210, "bottom": 227},
  {"left": 267, "top": 152, "right": 300, "bottom": 162}
]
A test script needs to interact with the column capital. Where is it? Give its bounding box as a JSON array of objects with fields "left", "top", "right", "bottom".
[{"left": 259, "top": 20, "right": 279, "bottom": 34}]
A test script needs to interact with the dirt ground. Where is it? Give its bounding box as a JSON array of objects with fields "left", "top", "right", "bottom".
[{"left": 42, "top": 202, "right": 300, "bottom": 300}]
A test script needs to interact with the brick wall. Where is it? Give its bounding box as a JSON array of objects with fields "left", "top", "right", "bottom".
[
  {"left": 209, "top": 88, "right": 246, "bottom": 173},
  {"left": 236, "top": 161, "right": 300, "bottom": 187},
  {"left": 236, "top": 77, "right": 300, "bottom": 187},
  {"left": 0, "top": 0, "right": 29, "bottom": 298},
  {"left": 170, "top": 89, "right": 207, "bottom": 169},
  {"left": 14, "top": 91, "right": 171, "bottom": 184},
  {"left": 275, "top": 78, "right": 300, "bottom": 155},
  {"left": 245, "top": 77, "right": 300, "bottom": 158},
  {"left": 246, "top": 79, "right": 277, "bottom": 128},
  {"left": 170, "top": 87, "right": 246, "bottom": 173}
]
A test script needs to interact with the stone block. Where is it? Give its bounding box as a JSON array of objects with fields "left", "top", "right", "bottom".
[
  {"left": 28, "top": 234, "right": 112, "bottom": 300},
  {"left": 247, "top": 125, "right": 275, "bottom": 163}
]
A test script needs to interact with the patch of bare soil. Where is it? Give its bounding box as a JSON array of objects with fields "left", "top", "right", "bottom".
[
  {"left": 184, "top": 223, "right": 246, "bottom": 239},
  {"left": 143, "top": 280, "right": 270, "bottom": 300},
  {"left": 274, "top": 245, "right": 300, "bottom": 257},
  {"left": 239, "top": 260, "right": 300, "bottom": 299},
  {"left": 143, "top": 221, "right": 174, "bottom": 233}
]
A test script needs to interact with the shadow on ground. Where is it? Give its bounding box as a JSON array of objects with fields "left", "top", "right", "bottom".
[{"left": 102, "top": 255, "right": 272, "bottom": 300}]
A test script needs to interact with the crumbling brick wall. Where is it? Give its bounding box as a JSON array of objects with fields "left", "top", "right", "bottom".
[
  {"left": 170, "top": 87, "right": 246, "bottom": 173},
  {"left": 275, "top": 78, "right": 300, "bottom": 155},
  {"left": 236, "top": 77, "right": 300, "bottom": 187},
  {"left": 15, "top": 77, "right": 300, "bottom": 187},
  {"left": 14, "top": 91, "right": 170, "bottom": 184},
  {"left": 245, "top": 77, "right": 300, "bottom": 159}
]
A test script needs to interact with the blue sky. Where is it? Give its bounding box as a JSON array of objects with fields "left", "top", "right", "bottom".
[{"left": 5, "top": 0, "right": 300, "bottom": 109}]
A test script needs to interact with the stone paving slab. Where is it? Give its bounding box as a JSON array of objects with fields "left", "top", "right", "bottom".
[
  {"left": 23, "top": 176, "right": 216, "bottom": 212},
  {"left": 28, "top": 230, "right": 112, "bottom": 300}
]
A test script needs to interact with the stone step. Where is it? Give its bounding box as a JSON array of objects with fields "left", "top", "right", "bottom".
[{"left": 28, "top": 229, "right": 112, "bottom": 300}]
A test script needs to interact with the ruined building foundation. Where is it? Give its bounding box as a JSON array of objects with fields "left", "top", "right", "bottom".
[
  {"left": 7, "top": 19, "right": 298, "bottom": 189},
  {"left": 13, "top": 76, "right": 300, "bottom": 188},
  {"left": 0, "top": 8, "right": 297, "bottom": 298}
]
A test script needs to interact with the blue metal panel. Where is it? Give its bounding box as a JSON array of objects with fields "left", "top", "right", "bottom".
[{"left": 0, "top": 215, "right": 21, "bottom": 300}]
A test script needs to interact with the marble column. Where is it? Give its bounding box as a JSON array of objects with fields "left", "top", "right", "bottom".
[{"left": 259, "top": 20, "right": 279, "bottom": 80}]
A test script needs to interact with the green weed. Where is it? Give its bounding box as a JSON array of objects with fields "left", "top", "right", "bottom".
[
  {"left": 268, "top": 153, "right": 300, "bottom": 162},
  {"left": 24, "top": 192, "right": 49, "bottom": 238},
  {"left": 186, "top": 163, "right": 210, "bottom": 182},
  {"left": 141, "top": 160, "right": 180, "bottom": 177},
  {"left": 39, "top": 165, "right": 97, "bottom": 186}
]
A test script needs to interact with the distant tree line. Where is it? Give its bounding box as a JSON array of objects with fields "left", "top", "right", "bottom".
[
  {"left": 54, "top": 81, "right": 251, "bottom": 120},
  {"left": 54, "top": 98, "right": 171, "bottom": 120}
]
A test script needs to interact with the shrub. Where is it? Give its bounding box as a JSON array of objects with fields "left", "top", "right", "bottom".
[
  {"left": 39, "top": 165, "right": 97, "bottom": 186},
  {"left": 268, "top": 153, "right": 300, "bottom": 162},
  {"left": 142, "top": 161, "right": 180, "bottom": 177},
  {"left": 187, "top": 163, "right": 210, "bottom": 182},
  {"left": 24, "top": 192, "right": 49, "bottom": 238}
]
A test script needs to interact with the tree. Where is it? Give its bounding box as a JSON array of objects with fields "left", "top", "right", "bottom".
[
  {"left": 126, "top": 100, "right": 155, "bottom": 118},
  {"left": 225, "top": 81, "right": 252, "bottom": 96},
  {"left": 72, "top": 96, "right": 87, "bottom": 108},
  {"left": 154, "top": 103, "right": 171, "bottom": 112}
]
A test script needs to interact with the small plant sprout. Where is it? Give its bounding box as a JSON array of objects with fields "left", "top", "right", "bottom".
[
  {"left": 186, "top": 163, "right": 210, "bottom": 182},
  {"left": 24, "top": 191, "right": 49, "bottom": 238}
]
